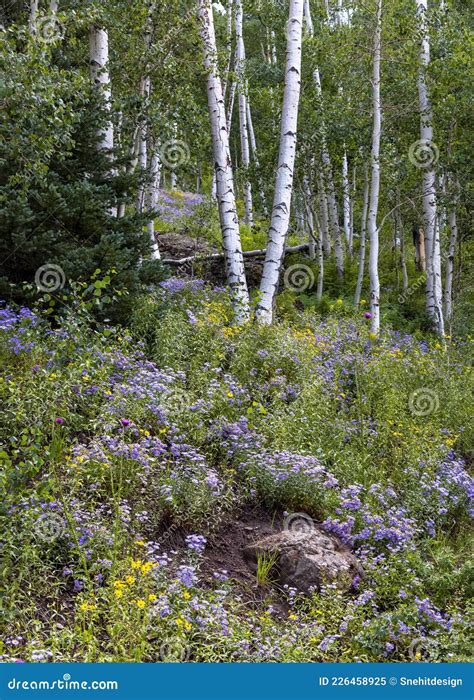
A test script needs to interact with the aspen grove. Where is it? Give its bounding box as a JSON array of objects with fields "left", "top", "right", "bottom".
[{"left": 0, "top": 0, "right": 472, "bottom": 665}]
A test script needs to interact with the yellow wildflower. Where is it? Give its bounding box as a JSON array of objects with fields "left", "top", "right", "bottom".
[
  {"left": 131, "top": 560, "right": 142, "bottom": 569},
  {"left": 136, "top": 599, "right": 146, "bottom": 609},
  {"left": 80, "top": 602, "right": 96, "bottom": 612},
  {"left": 125, "top": 576, "right": 136, "bottom": 585}
]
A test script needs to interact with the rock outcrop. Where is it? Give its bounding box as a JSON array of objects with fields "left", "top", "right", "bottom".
[{"left": 243, "top": 527, "right": 363, "bottom": 594}]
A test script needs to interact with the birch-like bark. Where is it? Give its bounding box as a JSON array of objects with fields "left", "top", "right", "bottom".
[
  {"left": 397, "top": 206, "right": 409, "bottom": 292},
  {"left": 270, "top": 31, "right": 277, "bottom": 65},
  {"left": 118, "top": 127, "right": 140, "bottom": 218},
  {"left": 89, "top": 26, "right": 116, "bottom": 215},
  {"left": 170, "top": 121, "right": 178, "bottom": 190},
  {"left": 29, "top": 0, "right": 38, "bottom": 34},
  {"left": 444, "top": 179, "right": 458, "bottom": 323},
  {"left": 367, "top": 0, "right": 382, "bottom": 334},
  {"left": 304, "top": 1, "right": 335, "bottom": 264},
  {"left": 226, "top": 78, "right": 237, "bottom": 133},
  {"left": 314, "top": 68, "right": 344, "bottom": 277},
  {"left": 246, "top": 99, "right": 268, "bottom": 216},
  {"left": 222, "top": 0, "right": 234, "bottom": 99},
  {"left": 304, "top": 181, "right": 324, "bottom": 301},
  {"left": 235, "top": 0, "right": 254, "bottom": 226},
  {"left": 303, "top": 177, "right": 316, "bottom": 259},
  {"left": 342, "top": 148, "right": 351, "bottom": 248},
  {"left": 145, "top": 149, "right": 161, "bottom": 260},
  {"left": 198, "top": 0, "right": 250, "bottom": 323},
  {"left": 89, "top": 27, "right": 115, "bottom": 156},
  {"left": 316, "top": 171, "right": 331, "bottom": 256},
  {"left": 136, "top": 3, "right": 156, "bottom": 213},
  {"left": 349, "top": 163, "right": 356, "bottom": 255},
  {"left": 303, "top": 0, "right": 314, "bottom": 34},
  {"left": 136, "top": 75, "right": 151, "bottom": 213},
  {"left": 416, "top": 0, "right": 444, "bottom": 336},
  {"left": 354, "top": 162, "right": 369, "bottom": 307},
  {"left": 256, "top": 0, "right": 304, "bottom": 324}
]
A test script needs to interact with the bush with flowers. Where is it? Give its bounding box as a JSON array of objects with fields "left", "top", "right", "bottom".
[{"left": 0, "top": 279, "right": 472, "bottom": 663}]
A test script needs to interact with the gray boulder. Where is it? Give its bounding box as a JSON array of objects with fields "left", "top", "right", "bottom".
[{"left": 243, "top": 527, "right": 363, "bottom": 594}]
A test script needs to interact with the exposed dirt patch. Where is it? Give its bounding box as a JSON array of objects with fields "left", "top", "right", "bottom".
[
  {"left": 157, "top": 232, "right": 216, "bottom": 259},
  {"left": 157, "top": 232, "right": 264, "bottom": 287},
  {"left": 199, "top": 504, "right": 292, "bottom": 617}
]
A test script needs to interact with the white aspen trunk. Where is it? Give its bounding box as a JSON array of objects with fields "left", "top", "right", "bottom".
[
  {"left": 314, "top": 68, "right": 344, "bottom": 277},
  {"left": 223, "top": 0, "right": 234, "bottom": 99},
  {"left": 197, "top": 162, "right": 202, "bottom": 193},
  {"left": 198, "top": 0, "right": 250, "bottom": 323},
  {"left": 349, "top": 162, "right": 356, "bottom": 256},
  {"left": 303, "top": 0, "right": 314, "bottom": 34},
  {"left": 235, "top": 0, "right": 254, "bottom": 226},
  {"left": 170, "top": 121, "right": 178, "bottom": 190},
  {"left": 304, "top": 181, "right": 324, "bottom": 302},
  {"left": 438, "top": 171, "right": 447, "bottom": 234},
  {"left": 246, "top": 99, "right": 268, "bottom": 216},
  {"left": 145, "top": 150, "right": 161, "bottom": 260},
  {"left": 323, "top": 154, "right": 343, "bottom": 275},
  {"left": 118, "top": 127, "right": 140, "bottom": 218},
  {"left": 444, "top": 206, "right": 457, "bottom": 323},
  {"left": 266, "top": 31, "right": 277, "bottom": 118},
  {"left": 316, "top": 171, "right": 331, "bottom": 256},
  {"left": 211, "top": 172, "right": 218, "bottom": 199},
  {"left": 395, "top": 196, "right": 408, "bottom": 292},
  {"left": 29, "top": 0, "right": 38, "bottom": 34},
  {"left": 136, "top": 3, "right": 155, "bottom": 213},
  {"left": 342, "top": 148, "right": 351, "bottom": 248},
  {"left": 89, "top": 25, "right": 116, "bottom": 216},
  {"left": 303, "top": 177, "right": 316, "bottom": 259},
  {"left": 316, "top": 220, "right": 324, "bottom": 302},
  {"left": 89, "top": 27, "right": 114, "bottom": 156},
  {"left": 354, "top": 162, "right": 369, "bottom": 307},
  {"left": 416, "top": 0, "right": 444, "bottom": 336},
  {"left": 226, "top": 79, "right": 237, "bottom": 133},
  {"left": 136, "top": 75, "right": 151, "bottom": 213},
  {"left": 367, "top": 0, "right": 382, "bottom": 335},
  {"left": 399, "top": 222, "right": 409, "bottom": 292},
  {"left": 271, "top": 31, "right": 277, "bottom": 65},
  {"left": 303, "top": 0, "right": 328, "bottom": 271},
  {"left": 256, "top": 0, "right": 304, "bottom": 324}
]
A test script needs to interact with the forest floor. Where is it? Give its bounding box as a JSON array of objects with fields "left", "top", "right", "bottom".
[{"left": 1, "top": 223, "right": 473, "bottom": 663}]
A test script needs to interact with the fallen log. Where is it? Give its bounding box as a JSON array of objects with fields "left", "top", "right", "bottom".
[{"left": 162, "top": 243, "right": 309, "bottom": 266}]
